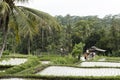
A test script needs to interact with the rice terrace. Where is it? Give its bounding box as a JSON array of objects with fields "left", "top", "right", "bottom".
[{"left": 0, "top": 0, "right": 120, "bottom": 80}]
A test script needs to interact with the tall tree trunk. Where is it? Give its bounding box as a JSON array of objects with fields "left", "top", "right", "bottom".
[
  {"left": 78, "top": 53, "right": 81, "bottom": 60},
  {"left": 0, "top": 30, "right": 8, "bottom": 57},
  {"left": 0, "top": 15, "right": 9, "bottom": 58},
  {"left": 41, "top": 28, "right": 44, "bottom": 51},
  {"left": 27, "top": 36, "right": 31, "bottom": 55}
]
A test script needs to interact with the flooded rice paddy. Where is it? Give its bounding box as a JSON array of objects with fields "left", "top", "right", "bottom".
[
  {"left": 37, "top": 66, "right": 120, "bottom": 76},
  {"left": 0, "top": 58, "right": 27, "bottom": 65},
  {"left": 80, "top": 62, "right": 120, "bottom": 67}
]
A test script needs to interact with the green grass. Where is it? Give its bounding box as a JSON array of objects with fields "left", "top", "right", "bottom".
[
  {"left": 92, "top": 55, "right": 103, "bottom": 61},
  {"left": 105, "top": 56, "right": 120, "bottom": 62},
  {"left": 17, "top": 64, "right": 50, "bottom": 74},
  {"left": 87, "top": 55, "right": 120, "bottom": 62},
  {"left": 2, "top": 53, "right": 32, "bottom": 58},
  {"left": 3, "top": 56, "right": 40, "bottom": 74},
  {"left": 39, "top": 54, "right": 61, "bottom": 61},
  {"left": 51, "top": 55, "right": 78, "bottom": 65},
  {"left": 0, "top": 74, "right": 120, "bottom": 80},
  {"left": 0, "top": 65, "right": 13, "bottom": 70}
]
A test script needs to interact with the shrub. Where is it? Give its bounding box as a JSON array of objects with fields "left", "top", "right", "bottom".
[
  {"left": 3, "top": 50, "right": 10, "bottom": 55},
  {"left": 52, "top": 57, "right": 67, "bottom": 64},
  {"left": 110, "top": 50, "right": 120, "bottom": 57},
  {"left": 71, "top": 42, "right": 85, "bottom": 60}
]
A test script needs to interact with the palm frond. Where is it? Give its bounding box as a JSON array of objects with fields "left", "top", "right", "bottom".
[
  {"left": 0, "top": 1, "right": 11, "bottom": 15},
  {"left": 9, "top": 10, "right": 20, "bottom": 42},
  {"left": 19, "top": 6, "right": 61, "bottom": 31},
  {"left": 13, "top": 6, "right": 38, "bottom": 40}
]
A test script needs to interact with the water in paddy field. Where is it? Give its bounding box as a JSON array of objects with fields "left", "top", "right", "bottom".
[
  {"left": 0, "top": 58, "right": 27, "bottom": 65},
  {"left": 41, "top": 61, "right": 50, "bottom": 64},
  {"left": 80, "top": 62, "right": 120, "bottom": 67},
  {"left": 37, "top": 66, "right": 120, "bottom": 76}
]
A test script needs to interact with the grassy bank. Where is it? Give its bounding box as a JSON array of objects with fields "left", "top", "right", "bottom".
[
  {"left": 3, "top": 56, "right": 40, "bottom": 74},
  {"left": 0, "top": 74, "right": 120, "bottom": 80},
  {"left": 2, "top": 53, "right": 31, "bottom": 58}
]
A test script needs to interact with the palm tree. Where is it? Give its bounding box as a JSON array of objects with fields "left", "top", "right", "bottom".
[
  {"left": 0, "top": 0, "right": 60, "bottom": 57},
  {"left": 0, "top": 0, "right": 17, "bottom": 57},
  {"left": 20, "top": 7, "right": 60, "bottom": 54}
]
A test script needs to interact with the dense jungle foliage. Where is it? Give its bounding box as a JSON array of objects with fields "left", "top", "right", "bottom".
[{"left": 0, "top": 14, "right": 119, "bottom": 56}]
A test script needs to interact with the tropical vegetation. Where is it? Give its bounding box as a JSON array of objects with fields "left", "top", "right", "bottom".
[
  {"left": 0, "top": 0, "right": 120, "bottom": 80},
  {"left": 0, "top": 0, "right": 60, "bottom": 57}
]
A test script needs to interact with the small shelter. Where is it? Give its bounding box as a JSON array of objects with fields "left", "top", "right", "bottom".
[{"left": 84, "top": 46, "right": 106, "bottom": 60}]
